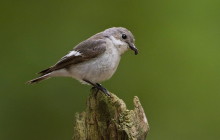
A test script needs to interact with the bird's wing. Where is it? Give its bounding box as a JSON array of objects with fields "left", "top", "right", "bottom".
[{"left": 38, "top": 39, "right": 107, "bottom": 75}]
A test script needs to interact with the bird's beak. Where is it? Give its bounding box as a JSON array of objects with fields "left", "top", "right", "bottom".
[{"left": 129, "top": 43, "right": 138, "bottom": 55}]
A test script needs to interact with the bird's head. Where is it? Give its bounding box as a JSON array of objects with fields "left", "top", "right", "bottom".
[{"left": 103, "top": 27, "right": 138, "bottom": 55}]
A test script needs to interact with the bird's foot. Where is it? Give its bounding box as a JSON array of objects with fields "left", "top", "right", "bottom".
[
  {"left": 95, "top": 83, "right": 110, "bottom": 96},
  {"left": 84, "top": 79, "right": 110, "bottom": 97},
  {"left": 91, "top": 86, "right": 99, "bottom": 96}
]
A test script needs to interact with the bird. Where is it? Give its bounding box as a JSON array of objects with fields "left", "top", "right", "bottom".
[{"left": 27, "top": 27, "right": 138, "bottom": 96}]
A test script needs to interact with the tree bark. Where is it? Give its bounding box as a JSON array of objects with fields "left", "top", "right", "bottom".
[{"left": 73, "top": 89, "right": 149, "bottom": 140}]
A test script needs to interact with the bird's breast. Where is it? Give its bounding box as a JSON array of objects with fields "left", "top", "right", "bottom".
[
  {"left": 69, "top": 44, "right": 121, "bottom": 83},
  {"left": 92, "top": 45, "right": 121, "bottom": 82}
]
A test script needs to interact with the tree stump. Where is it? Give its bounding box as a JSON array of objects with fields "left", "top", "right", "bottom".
[{"left": 73, "top": 89, "right": 149, "bottom": 140}]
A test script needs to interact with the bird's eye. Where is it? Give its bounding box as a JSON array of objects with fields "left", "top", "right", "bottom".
[{"left": 122, "top": 34, "right": 127, "bottom": 39}]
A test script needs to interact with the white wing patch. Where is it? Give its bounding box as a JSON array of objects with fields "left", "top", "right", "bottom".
[
  {"left": 66, "top": 50, "right": 82, "bottom": 57},
  {"left": 110, "top": 36, "right": 126, "bottom": 46}
]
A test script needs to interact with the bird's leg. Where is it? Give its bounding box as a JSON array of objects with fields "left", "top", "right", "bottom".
[
  {"left": 83, "top": 79, "right": 99, "bottom": 94},
  {"left": 83, "top": 79, "right": 110, "bottom": 96},
  {"left": 83, "top": 79, "right": 96, "bottom": 87},
  {"left": 96, "top": 83, "right": 110, "bottom": 96}
]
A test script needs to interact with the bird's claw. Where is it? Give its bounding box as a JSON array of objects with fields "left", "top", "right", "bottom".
[{"left": 96, "top": 83, "right": 110, "bottom": 96}]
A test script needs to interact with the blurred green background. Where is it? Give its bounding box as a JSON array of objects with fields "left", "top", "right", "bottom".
[{"left": 1, "top": 0, "right": 220, "bottom": 140}]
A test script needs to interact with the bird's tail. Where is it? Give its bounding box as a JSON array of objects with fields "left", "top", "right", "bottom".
[{"left": 27, "top": 74, "right": 50, "bottom": 84}]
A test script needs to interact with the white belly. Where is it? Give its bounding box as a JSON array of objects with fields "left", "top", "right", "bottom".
[{"left": 68, "top": 46, "right": 121, "bottom": 83}]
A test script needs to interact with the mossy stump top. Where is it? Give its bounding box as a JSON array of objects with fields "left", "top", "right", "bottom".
[{"left": 73, "top": 89, "right": 149, "bottom": 140}]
